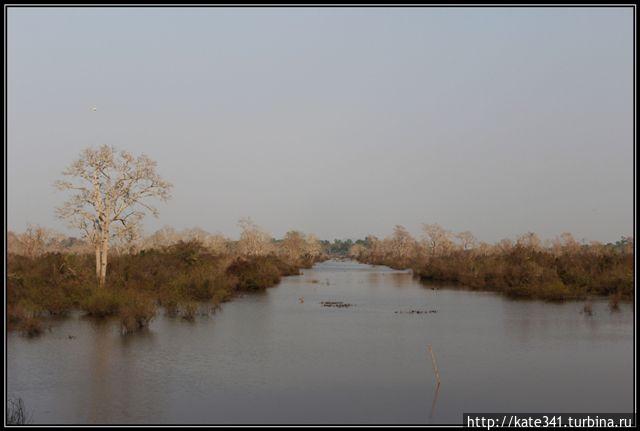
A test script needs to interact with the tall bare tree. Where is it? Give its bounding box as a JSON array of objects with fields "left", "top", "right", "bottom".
[{"left": 55, "top": 145, "right": 172, "bottom": 286}]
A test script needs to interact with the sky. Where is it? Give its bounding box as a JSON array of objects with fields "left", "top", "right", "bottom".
[{"left": 6, "top": 7, "right": 634, "bottom": 242}]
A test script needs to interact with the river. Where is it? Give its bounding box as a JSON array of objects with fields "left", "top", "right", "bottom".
[{"left": 6, "top": 260, "right": 634, "bottom": 424}]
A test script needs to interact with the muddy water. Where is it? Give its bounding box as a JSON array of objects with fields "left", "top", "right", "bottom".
[{"left": 6, "top": 260, "right": 634, "bottom": 424}]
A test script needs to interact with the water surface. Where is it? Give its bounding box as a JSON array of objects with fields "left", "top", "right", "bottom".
[{"left": 7, "top": 260, "right": 634, "bottom": 424}]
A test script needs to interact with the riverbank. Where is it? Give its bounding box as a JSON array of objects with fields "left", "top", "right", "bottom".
[
  {"left": 350, "top": 245, "right": 633, "bottom": 302},
  {"left": 7, "top": 240, "right": 324, "bottom": 336}
]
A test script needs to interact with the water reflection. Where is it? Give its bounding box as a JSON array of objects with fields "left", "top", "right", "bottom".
[
  {"left": 430, "top": 382, "right": 441, "bottom": 421},
  {"left": 87, "top": 323, "right": 111, "bottom": 423}
]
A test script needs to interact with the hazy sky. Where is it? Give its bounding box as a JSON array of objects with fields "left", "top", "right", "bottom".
[{"left": 7, "top": 7, "right": 634, "bottom": 242}]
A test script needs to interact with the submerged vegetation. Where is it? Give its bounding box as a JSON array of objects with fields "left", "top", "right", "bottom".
[
  {"left": 7, "top": 220, "right": 326, "bottom": 336},
  {"left": 349, "top": 225, "right": 633, "bottom": 301},
  {"left": 7, "top": 398, "right": 30, "bottom": 425}
]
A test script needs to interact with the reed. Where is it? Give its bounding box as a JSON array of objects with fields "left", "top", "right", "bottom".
[{"left": 427, "top": 344, "right": 441, "bottom": 386}]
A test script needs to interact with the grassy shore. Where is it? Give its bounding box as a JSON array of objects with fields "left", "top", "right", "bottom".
[
  {"left": 350, "top": 232, "right": 633, "bottom": 302},
  {"left": 7, "top": 240, "right": 322, "bottom": 336}
]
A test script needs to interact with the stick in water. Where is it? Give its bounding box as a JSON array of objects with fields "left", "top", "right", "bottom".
[{"left": 428, "top": 344, "right": 441, "bottom": 386}]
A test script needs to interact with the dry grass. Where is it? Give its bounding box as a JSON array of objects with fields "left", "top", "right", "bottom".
[{"left": 7, "top": 398, "right": 31, "bottom": 425}]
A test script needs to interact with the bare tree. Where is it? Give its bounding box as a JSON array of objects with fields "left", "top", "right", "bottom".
[
  {"left": 515, "top": 231, "right": 542, "bottom": 251},
  {"left": 141, "top": 226, "right": 179, "bottom": 249},
  {"left": 55, "top": 145, "right": 172, "bottom": 286},
  {"left": 279, "top": 230, "right": 307, "bottom": 263},
  {"left": 348, "top": 243, "right": 368, "bottom": 260},
  {"left": 364, "top": 235, "right": 383, "bottom": 261},
  {"left": 421, "top": 223, "right": 454, "bottom": 257},
  {"left": 203, "top": 233, "right": 231, "bottom": 255},
  {"left": 549, "top": 232, "right": 580, "bottom": 255},
  {"left": 278, "top": 231, "right": 323, "bottom": 263},
  {"left": 495, "top": 238, "right": 514, "bottom": 254},
  {"left": 304, "top": 234, "right": 323, "bottom": 260},
  {"left": 13, "top": 225, "right": 51, "bottom": 258},
  {"left": 10, "top": 225, "right": 75, "bottom": 257},
  {"left": 236, "top": 217, "right": 273, "bottom": 256},
  {"left": 181, "top": 227, "right": 211, "bottom": 243},
  {"left": 386, "top": 225, "right": 417, "bottom": 261},
  {"left": 456, "top": 230, "right": 477, "bottom": 251}
]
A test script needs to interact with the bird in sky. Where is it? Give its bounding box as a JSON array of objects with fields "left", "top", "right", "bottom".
[{"left": 91, "top": 106, "right": 97, "bottom": 112}]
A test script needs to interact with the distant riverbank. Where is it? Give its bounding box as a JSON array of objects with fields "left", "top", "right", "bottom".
[{"left": 349, "top": 236, "right": 632, "bottom": 303}]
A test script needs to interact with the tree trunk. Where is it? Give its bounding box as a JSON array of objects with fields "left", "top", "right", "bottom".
[
  {"left": 95, "top": 244, "right": 102, "bottom": 285},
  {"left": 99, "top": 236, "right": 109, "bottom": 287}
]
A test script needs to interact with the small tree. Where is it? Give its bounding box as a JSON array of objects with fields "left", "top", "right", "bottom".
[
  {"left": 456, "top": 230, "right": 477, "bottom": 251},
  {"left": 14, "top": 225, "right": 51, "bottom": 258},
  {"left": 280, "top": 230, "right": 306, "bottom": 263},
  {"left": 236, "top": 217, "right": 273, "bottom": 257},
  {"left": 422, "top": 223, "right": 454, "bottom": 257},
  {"left": 55, "top": 145, "right": 172, "bottom": 286},
  {"left": 387, "top": 225, "right": 417, "bottom": 262},
  {"left": 303, "top": 234, "right": 324, "bottom": 260}
]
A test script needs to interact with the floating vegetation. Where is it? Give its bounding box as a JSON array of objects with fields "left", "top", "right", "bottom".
[
  {"left": 321, "top": 301, "right": 354, "bottom": 308},
  {"left": 395, "top": 309, "right": 438, "bottom": 314}
]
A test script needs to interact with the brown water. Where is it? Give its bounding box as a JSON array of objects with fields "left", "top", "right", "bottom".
[{"left": 6, "top": 260, "right": 634, "bottom": 424}]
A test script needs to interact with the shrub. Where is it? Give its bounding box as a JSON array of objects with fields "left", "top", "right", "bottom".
[
  {"left": 162, "top": 296, "right": 181, "bottom": 317},
  {"left": 609, "top": 293, "right": 621, "bottom": 311},
  {"left": 181, "top": 302, "right": 198, "bottom": 321},
  {"left": 367, "top": 240, "right": 632, "bottom": 302},
  {"left": 211, "top": 286, "right": 234, "bottom": 306},
  {"left": 81, "top": 289, "right": 122, "bottom": 317},
  {"left": 7, "top": 241, "right": 321, "bottom": 336},
  {"left": 226, "top": 256, "right": 283, "bottom": 291},
  {"left": 120, "top": 293, "right": 156, "bottom": 334},
  {"left": 532, "top": 280, "right": 574, "bottom": 301},
  {"left": 20, "top": 317, "right": 44, "bottom": 337}
]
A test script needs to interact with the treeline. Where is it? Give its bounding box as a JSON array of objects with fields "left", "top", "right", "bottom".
[
  {"left": 7, "top": 219, "right": 327, "bottom": 336},
  {"left": 349, "top": 224, "right": 633, "bottom": 302},
  {"left": 8, "top": 224, "right": 362, "bottom": 258},
  {"left": 7, "top": 221, "right": 324, "bottom": 259},
  {"left": 320, "top": 239, "right": 369, "bottom": 256}
]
